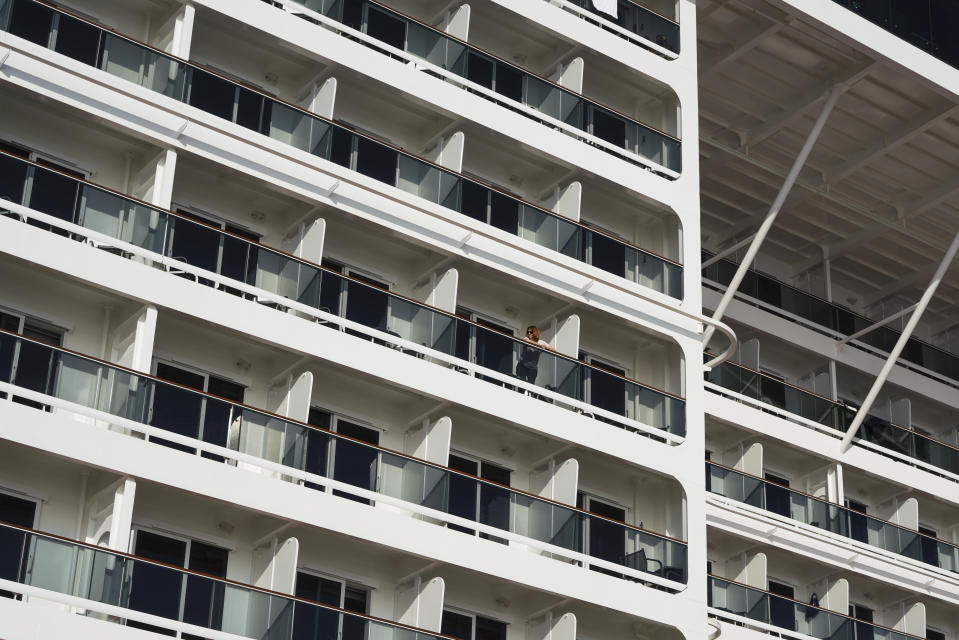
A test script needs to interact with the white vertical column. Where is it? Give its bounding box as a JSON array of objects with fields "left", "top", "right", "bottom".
[
  {"left": 107, "top": 478, "right": 136, "bottom": 552},
  {"left": 109, "top": 304, "right": 157, "bottom": 373},
  {"left": 169, "top": 4, "right": 195, "bottom": 58}
]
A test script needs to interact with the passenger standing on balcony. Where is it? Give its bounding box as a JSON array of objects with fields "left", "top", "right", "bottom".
[{"left": 516, "top": 325, "right": 552, "bottom": 384}]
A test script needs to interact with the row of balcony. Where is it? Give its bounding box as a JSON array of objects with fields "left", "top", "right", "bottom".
[
  {"left": 704, "top": 355, "right": 959, "bottom": 477},
  {"left": 708, "top": 575, "right": 919, "bottom": 640},
  {"left": 0, "top": 519, "right": 444, "bottom": 640},
  {"left": 707, "top": 461, "right": 959, "bottom": 575},
  {"left": 702, "top": 251, "right": 959, "bottom": 385},
  {"left": 0, "top": 0, "right": 684, "bottom": 298},
  {"left": 273, "top": 0, "right": 681, "bottom": 171},
  {"left": 0, "top": 328, "right": 689, "bottom": 584},
  {"left": 0, "top": 149, "right": 685, "bottom": 435},
  {"left": 557, "top": 0, "right": 679, "bottom": 55}
]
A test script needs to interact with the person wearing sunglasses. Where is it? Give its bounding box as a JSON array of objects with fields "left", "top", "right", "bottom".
[{"left": 515, "top": 325, "right": 553, "bottom": 385}]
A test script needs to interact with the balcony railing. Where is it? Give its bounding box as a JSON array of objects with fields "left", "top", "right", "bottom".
[
  {"left": 702, "top": 250, "right": 959, "bottom": 384},
  {"left": 0, "top": 329, "right": 688, "bottom": 583},
  {"left": 560, "top": 0, "right": 679, "bottom": 55},
  {"left": 0, "top": 520, "right": 453, "bottom": 640},
  {"left": 833, "top": 1, "right": 959, "bottom": 70},
  {"left": 277, "top": 0, "right": 681, "bottom": 172},
  {"left": 704, "top": 354, "right": 959, "bottom": 477},
  {"left": 0, "top": 150, "right": 685, "bottom": 435},
  {"left": 706, "top": 462, "right": 959, "bottom": 574},
  {"left": 708, "top": 576, "right": 921, "bottom": 640},
  {"left": 0, "top": 0, "right": 682, "bottom": 298}
]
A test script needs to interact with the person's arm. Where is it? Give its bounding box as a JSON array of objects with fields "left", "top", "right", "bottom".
[{"left": 539, "top": 339, "right": 555, "bottom": 351}]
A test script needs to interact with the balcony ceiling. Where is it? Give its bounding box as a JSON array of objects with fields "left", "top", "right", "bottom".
[{"left": 697, "top": 0, "right": 959, "bottom": 338}]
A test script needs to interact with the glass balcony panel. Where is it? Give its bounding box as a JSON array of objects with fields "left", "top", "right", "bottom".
[
  {"left": 148, "top": 382, "right": 203, "bottom": 451},
  {"left": 6, "top": 0, "right": 51, "bottom": 47},
  {"left": 28, "top": 166, "right": 79, "bottom": 223},
  {"left": 494, "top": 61, "right": 524, "bottom": 103},
  {"left": 590, "top": 107, "right": 628, "bottom": 149},
  {"left": 80, "top": 549, "right": 128, "bottom": 606},
  {"left": 99, "top": 367, "right": 153, "bottom": 424},
  {"left": 169, "top": 216, "right": 221, "bottom": 274},
  {"left": 406, "top": 21, "right": 447, "bottom": 67},
  {"left": 188, "top": 68, "right": 237, "bottom": 121},
  {"left": 396, "top": 155, "right": 459, "bottom": 208},
  {"left": 377, "top": 451, "right": 449, "bottom": 511},
  {"left": 77, "top": 186, "right": 127, "bottom": 238},
  {"left": 23, "top": 535, "right": 79, "bottom": 595},
  {"left": 526, "top": 76, "right": 562, "bottom": 121},
  {"left": 100, "top": 33, "right": 149, "bottom": 86},
  {"left": 465, "top": 50, "right": 494, "bottom": 89},
  {"left": 53, "top": 350, "right": 102, "bottom": 408},
  {"left": 355, "top": 136, "right": 398, "bottom": 185},
  {"left": 53, "top": 13, "right": 101, "bottom": 66},
  {"left": 365, "top": 4, "right": 406, "bottom": 51},
  {"left": 268, "top": 101, "right": 319, "bottom": 154},
  {"left": 588, "top": 229, "right": 628, "bottom": 279},
  {"left": 120, "top": 202, "right": 170, "bottom": 254},
  {"left": 331, "top": 438, "right": 378, "bottom": 495},
  {"left": 0, "top": 152, "right": 28, "bottom": 205}
]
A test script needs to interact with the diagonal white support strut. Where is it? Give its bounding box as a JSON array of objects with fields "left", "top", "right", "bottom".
[
  {"left": 839, "top": 229, "right": 959, "bottom": 451},
  {"left": 703, "top": 85, "right": 843, "bottom": 351}
]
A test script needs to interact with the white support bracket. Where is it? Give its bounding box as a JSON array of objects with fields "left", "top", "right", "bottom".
[
  {"left": 839, "top": 229, "right": 959, "bottom": 451},
  {"left": 837, "top": 303, "right": 917, "bottom": 346},
  {"left": 703, "top": 85, "right": 843, "bottom": 350},
  {"left": 702, "top": 234, "right": 755, "bottom": 269}
]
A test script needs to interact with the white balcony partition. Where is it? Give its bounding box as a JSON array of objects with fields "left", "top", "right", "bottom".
[
  {"left": 269, "top": 371, "right": 315, "bottom": 423},
  {"left": 82, "top": 476, "right": 136, "bottom": 552},
  {"left": 406, "top": 416, "right": 453, "bottom": 466},
  {"left": 551, "top": 314, "right": 580, "bottom": 359},
  {"left": 395, "top": 576, "right": 446, "bottom": 632},
  {"left": 311, "top": 77, "right": 338, "bottom": 120},
  {"left": 553, "top": 57, "right": 584, "bottom": 94},
  {"left": 806, "top": 576, "right": 848, "bottom": 614},
  {"left": 882, "top": 601, "right": 926, "bottom": 637},
  {"left": 252, "top": 536, "right": 299, "bottom": 595},
  {"left": 440, "top": 4, "right": 470, "bottom": 40},
  {"left": 552, "top": 181, "right": 582, "bottom": 222},
  {"left": 109, "top": 304, "right": 157, "bottom": 373},
  {"left": 730, "top": 551, "right": 767, "bottom": 590},
  {"left": 417, "top": 268, "right": 459, "bottom": 314},
  {"left": 531, "top": 458, "right": 579, "bottom": 505},
  {"left": 530, "top": 611, "right": 577, "bottom": 640},
  {"left": 428, "top": 131, "right": 465, "bottom": 174}
]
